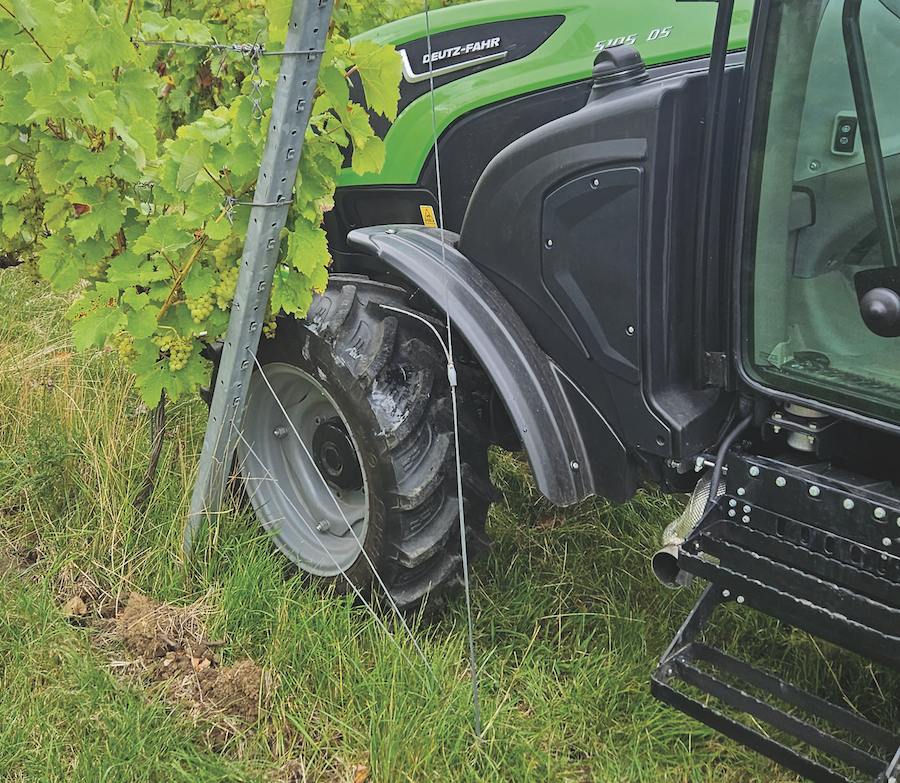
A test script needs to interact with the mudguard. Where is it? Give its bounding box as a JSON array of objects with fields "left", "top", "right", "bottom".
[{"left": 346, "top": 225, "right": 598, "bottom": 506}]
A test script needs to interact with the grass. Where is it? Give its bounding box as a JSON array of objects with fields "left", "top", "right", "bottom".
[{"left": 0, "top": 267, "right": 896, "bottom": 782}]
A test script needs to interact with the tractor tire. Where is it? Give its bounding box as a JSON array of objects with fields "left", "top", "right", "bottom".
[{"left": 237, "top": 275, "right": 495, "bottom": 613}]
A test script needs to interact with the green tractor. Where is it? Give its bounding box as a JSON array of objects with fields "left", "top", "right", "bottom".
[
  {"left": 237, "top": 0, "right": 752, "bottom": 609},
  {"left": 232, "top": 0, "right": 900, "bottom": 779}
]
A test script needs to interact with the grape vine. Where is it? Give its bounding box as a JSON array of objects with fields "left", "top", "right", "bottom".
[{"left": 0, "top": 0, "right": 403, "bottom": 407}]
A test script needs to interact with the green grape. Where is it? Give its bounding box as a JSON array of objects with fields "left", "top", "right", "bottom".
[
  {"left": 213, "top": 265, "right": 240, "bottom": 310},
  {"left": 152, "top": 331, "right": 194, "bottom": 372},
  {"left": 84, "top": 256, "right": 109, "bottom": 280},
  {"left": 213, "top": 234, "right": 244, "bottom": 272},
  {"left": 186, "top": 291, "right": 215, "bottom": 323},
  {"left": 22, "top": 254, "right": 42, "bottom": 283},
  {"left": 111, "top": 330, "right": 139, "bottom": 365},
  {"left": 263, "top": 300, "right": 277, "bottom": 339}
]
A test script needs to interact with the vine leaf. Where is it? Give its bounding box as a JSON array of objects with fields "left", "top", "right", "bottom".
[
  {"left": 68, "top": 284, "right": 126, "bottom": 351},
  {"left": 37, "top": 234, "right": 82, "bottom": 290},
  {"left": 131, "top": 215, "right": 193, "bottom": 255},
  {"left": 352, "top": 40, "right": 401, "bottom": 121},
  {"left": 177, "top": 139, "right": 211, "bottom": 191}
]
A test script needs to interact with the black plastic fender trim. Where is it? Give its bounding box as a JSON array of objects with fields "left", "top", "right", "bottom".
[{"left": 347, "top": 224, "right": 593, "bottom": 506}]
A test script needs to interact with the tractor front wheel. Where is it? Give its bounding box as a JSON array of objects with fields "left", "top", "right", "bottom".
[{"left": 237, "top": 276, "right": 495, "bottom": 612}]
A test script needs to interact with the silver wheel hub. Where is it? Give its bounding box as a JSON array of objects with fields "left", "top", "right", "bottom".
[{"left": 238, "top": 362, "right": 369, "bottom": 577}]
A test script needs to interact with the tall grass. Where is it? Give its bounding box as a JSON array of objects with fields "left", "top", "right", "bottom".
[{"left": 3, "top": 268, "right": 896, "bottom": 782}]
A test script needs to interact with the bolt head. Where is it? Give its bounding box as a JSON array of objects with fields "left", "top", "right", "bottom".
[
  {"left": 273, "top": 425, "right": 288, "bottom": 438},
  {"left": 570, "top": 461, "right": 580, "bottom": 471},
  {"left": 729, "top": 499, "right": 737, "bottom": 507},
  {"left": 736, "top": 487, "right": 746, "bottom": 496},
  {"left": 385, "top": 228, "right": 396, "bottom": 234},
  {"left": 883, "top": 537, "right": 892, "bottom": 547},
  {"left": 545, "top": 239, "right": 553, "bottom": 247},
  {"left": 843, "top": 498, "right": 855, "bottom": 510},
  {"left": 626, "top": 325, "right": 635, "bottom": 335},
  {"left": 741, "top": 515, "right": 750, "bottom": 524},
  {"left": 737, "top": 595, "right": 745, "bottom": 604},
  {"left": 722, "top": 589, "right": 731, "bottom": 598},
  {"left": 728, "top": 509, "right": 736, "bottom": 517},
  {"left": 776, "top": 476, "right": 787, "bottom": 487},
  {"left": 809, "top": 486, "right": 821, "bottom": 497},
  {"left": 749, "top": 466, "right": 760, "bottom": 477},
  {"left": 874, "top": 507, "right": 887, "bottom": 520},
  {"left": 743, "top": 505, "right": 751, "bottom": 514}
]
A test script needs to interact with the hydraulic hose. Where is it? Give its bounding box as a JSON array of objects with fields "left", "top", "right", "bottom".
[{"left": 704, "top": 414, "right": 753, "bottom": 514}]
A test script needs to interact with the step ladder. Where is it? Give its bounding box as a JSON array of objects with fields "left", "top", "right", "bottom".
[{"left": 652, "top": 452, "right": 900, "bottom": 783}]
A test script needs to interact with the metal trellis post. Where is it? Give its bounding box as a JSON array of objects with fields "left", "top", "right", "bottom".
[{"left": 185, "top": 0, "right": 334, "bottom": 554}]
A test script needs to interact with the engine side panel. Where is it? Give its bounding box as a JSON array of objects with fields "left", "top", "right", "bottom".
[{"left": 459, "top": 60, "right": 743, "bottom": 460}]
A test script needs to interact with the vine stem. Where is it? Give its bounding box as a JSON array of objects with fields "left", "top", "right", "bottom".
[
  {"left": 203, "top": 166, "right": 231, "bottom": 195},
  {"left": 156, "top": 237, "right": 208, "bottom": 322},
  {"left": 112, "top": 0, "right": 136, "bottom": 84},
  {"left": 0, "top": 2, "right": 53, "bottom": 62}
]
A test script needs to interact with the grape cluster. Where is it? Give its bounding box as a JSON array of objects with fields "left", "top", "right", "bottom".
[
  {"left": 20, "top": 190, "right": 44, "bottom": 243},
  {"left": 187, "top": 291, "right": 215, "bottom": 323},
  {"left": 22, "top": 254, "right": 42, "bottom": 283},
  {"left": 213, "top": 234, "right": 243, "bottom": 270},
  {"left": 263, "top": 302, "right": 277, "bottom": 339},
  {"left": 213, "top": 265, "right": 240, "bottom": 310},
  {"left": 152, "top": 331, "right": 194, "bottom": 371},
  {"left": 84, "top": 256, "right": 109, "bottom": 280},
  {"left": 111, "top": 330, "right": 139, "bottom": 365},
  {"left": 210, "top": 234, "right": 243, "bottom": 310}
]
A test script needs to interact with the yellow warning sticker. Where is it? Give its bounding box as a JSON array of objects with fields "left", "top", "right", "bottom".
[{"left": 420, "top": 205, "right": 437, "bottom": 227}]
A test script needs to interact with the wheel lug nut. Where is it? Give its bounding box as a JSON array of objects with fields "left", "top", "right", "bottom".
[
  {"left": 316, "top": 520, "right": 330, "bottom": 533},
  {"left": 273, "top": 426, "right": 288, "bottom": 438}
]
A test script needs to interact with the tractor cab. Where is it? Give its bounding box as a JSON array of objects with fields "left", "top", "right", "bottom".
[
  {"left": 653, "top": 1, "right": 900, "bottom": 781},
  {"left": 742, "top": 0, "right": 900, "bottom": 430}
]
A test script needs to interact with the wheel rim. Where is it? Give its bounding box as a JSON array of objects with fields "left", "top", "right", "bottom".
[{"left": 238, "top": 362, "right": 369, "bottom": 577}]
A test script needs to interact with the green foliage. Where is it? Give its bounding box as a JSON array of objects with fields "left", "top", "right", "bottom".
[{"left": 0, "top": 0, "right": 401, "bottom": 407}]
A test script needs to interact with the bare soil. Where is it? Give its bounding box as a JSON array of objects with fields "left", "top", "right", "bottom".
[{"left": 113, "top": 592, "right": 266, "bottom": 740}]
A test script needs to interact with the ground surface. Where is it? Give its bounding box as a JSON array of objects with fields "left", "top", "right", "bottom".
[{"left": 2, "top": 269, "right": 897, "bottom": 782}]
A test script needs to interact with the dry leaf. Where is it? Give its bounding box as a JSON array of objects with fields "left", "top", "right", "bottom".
[{"left": 352, "top": 763, "right": 369, "bottom": 783}]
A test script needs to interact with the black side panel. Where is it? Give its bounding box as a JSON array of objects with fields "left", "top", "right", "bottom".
[
  {"left": 459, "top": 62, "right": 744, "bottom": 460},
  {"left": 393, "top": 16, "right": 565, "bottom": 111},
  {"left": 542, "top": 167, "right": 643, "bottom": 384},
  {"left": 325, "top": 186, "right": 438, "bottom": 258}
]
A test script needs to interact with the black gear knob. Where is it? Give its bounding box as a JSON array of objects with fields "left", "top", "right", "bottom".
[{"left": 859, "top": 286, "right": 900, "bottom": 337}]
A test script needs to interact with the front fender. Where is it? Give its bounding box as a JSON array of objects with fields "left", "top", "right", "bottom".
[{"left": 347, "top": 224, "right": 597, "bottom": 506}]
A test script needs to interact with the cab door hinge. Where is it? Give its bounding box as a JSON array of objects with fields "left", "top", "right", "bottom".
[{"left": 703, "top": 351, "right": 728, "bottom": 387}]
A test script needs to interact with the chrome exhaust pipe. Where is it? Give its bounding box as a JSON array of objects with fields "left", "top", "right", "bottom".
[{"left": 652, "top": 473, "right": 722, "bottom": 588}]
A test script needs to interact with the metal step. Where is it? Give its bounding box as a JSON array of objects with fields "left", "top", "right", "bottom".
[
  {"left": 679, "top": 518, "right": 900, "bottom": 668},
  {"left": 652, "top": 586, "right": 900, "bottom": 783}
]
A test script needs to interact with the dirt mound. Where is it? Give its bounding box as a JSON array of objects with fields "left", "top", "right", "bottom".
[{"left": 117, "top": 592, "right": 266, "bottom": 731}]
